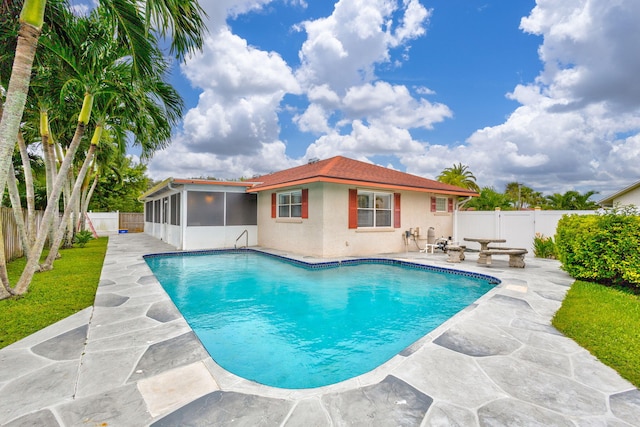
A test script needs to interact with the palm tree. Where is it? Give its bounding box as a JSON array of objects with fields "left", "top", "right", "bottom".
[
  {"left": 504, "top": 182, "right": 545, "bottom": 210},
  {"left": 437, "top": 163, "right": 481, "bottom": 192},
  {"left": 464, "top": 187, "right": 513, "bottom": 211},
  {"left": 0, "top": 1, "right": 183, "bottom": 300},
  {"left": 545, "top": 190, "right": 599, "bottom": 210}
]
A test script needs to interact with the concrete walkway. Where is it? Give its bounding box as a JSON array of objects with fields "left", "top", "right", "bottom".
[{"left": 1, "top": 233, "right": 638, "bottom": 426}]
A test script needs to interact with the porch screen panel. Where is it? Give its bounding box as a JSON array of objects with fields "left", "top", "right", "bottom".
[
  {"left": 145, "top": 202, "right": 152, "bottom": 222},
  {"left": 187, "top": 191, "right": 224, "bottom": 226},
  {"left": 226, "top": 193, "right": 257, "bottom": 225},
  {"left": 163, "top": 197, "right": 169, "bottom": 224},
  {"left": 153, "top": 200, "right": 161, "bottom": 223},
  {"left": 170, "top": 194, "right": 180, "bottom": 225}
]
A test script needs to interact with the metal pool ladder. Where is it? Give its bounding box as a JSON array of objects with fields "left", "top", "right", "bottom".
[{"left": 235, "top": 229, "right": 248, "bottom": 249}]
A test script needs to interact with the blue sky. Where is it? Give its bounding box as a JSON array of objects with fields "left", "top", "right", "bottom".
[{"left": 81, "top": 1, "right": 640, "bottom": 196}]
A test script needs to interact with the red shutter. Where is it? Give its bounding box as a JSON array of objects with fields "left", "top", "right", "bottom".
[
  {"left": 448, "top": 198, "right": 454, "bottom": 212},
  {"left": 271, "top": 193, "right": 276, "bottom": 218},
  {"left": 301, "top": 189, "right": 309, "bottom": 219},
  {"left": 430, "top": 196, "right": 436, "bottom": 212},
  {"left": 394, "top": 193, "right": 401, "bottom": 228},
  {"left": 348, "top": 189, "right": 358, "bottom": 229}
]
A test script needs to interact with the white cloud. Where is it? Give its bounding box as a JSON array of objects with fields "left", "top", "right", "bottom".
[
  {"left": 341, "top": 81, "right": 451, "bottom": 129},
  {"left": 304, "top": 120, "right": 424, "bottom": 160},
  {"left": 149, "top": 0, "right": 640, "bottom": 196},
  {"left": 401, "top": 0, "right": 640, "bottom": 194},
  {"left": 392, "top": 0, "right": 430, "bottom": 45},
  {"left": 199, "top": 0, "right": 276, "bottom": 29},
  {"left": 293, "top": 104, "right": 332, "bottom": 134},
  {"left": 295, "top": 0, "right": 430, "bottom": 92},
  {"left": 149, "top": 0, "right": 437, "bottom": 179},
  {"left": 146, "top": 26, "right": 300, "bottom": 177},
  {"left": 148, "top": 137, "right": 296, "bottom": 180},
  {"left": 521, "top": 0, "right": 640, "bottom": 110}
]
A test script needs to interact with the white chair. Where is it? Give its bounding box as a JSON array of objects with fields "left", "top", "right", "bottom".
[{"left": 420, "top": 243, "right": 437, "bottom": 254}]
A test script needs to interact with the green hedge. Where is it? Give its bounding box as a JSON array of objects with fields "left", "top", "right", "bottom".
[{"left": 555, "top": 208, "right": 640, "bottom": 288}]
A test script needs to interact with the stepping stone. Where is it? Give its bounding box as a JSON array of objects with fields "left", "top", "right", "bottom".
[{"left": 321, "top": 375, "right": 433, "bottom": 426}]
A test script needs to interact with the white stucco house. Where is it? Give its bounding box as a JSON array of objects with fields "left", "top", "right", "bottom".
[
  {"left": 597, "top": 180, "right": 640, "bottom": 210},
  {"left": 140, "top": 156, "right": 478, "bottom": 257}
]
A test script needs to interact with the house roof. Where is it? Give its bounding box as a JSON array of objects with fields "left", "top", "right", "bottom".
[
  {"left": 139, "top": 178, "right": 256, "bottom": 200},
  {"left": 597, "top": 179, "right": 640, "bottom": 205},
  {"left": 247, "top": 156, "right": 479, "bottom": 197}
]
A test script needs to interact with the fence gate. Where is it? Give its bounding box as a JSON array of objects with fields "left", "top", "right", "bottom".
[{"left": 119, "top": 213, "right": 144, "bottom": 232}]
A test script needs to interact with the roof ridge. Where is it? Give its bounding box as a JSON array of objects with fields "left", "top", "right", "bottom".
[{"left": 317, "top": 156, "right": 342, "bottom": 176}]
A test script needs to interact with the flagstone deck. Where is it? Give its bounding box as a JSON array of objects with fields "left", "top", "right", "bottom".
[{"left": 1, "top": 233, "right": 638, "bottom": 426}]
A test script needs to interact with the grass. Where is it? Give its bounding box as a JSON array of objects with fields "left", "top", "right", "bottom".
[
  {"left": 552, "top": 280, "right": 640, "bottom": 388},
  {"left": 0, "top": 237, "right": 107, "bottom": 349}
]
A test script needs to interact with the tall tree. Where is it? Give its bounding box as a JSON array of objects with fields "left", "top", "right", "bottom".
[
  {"left": 464, "top": 187, "right": 513, "bottom": 211},
  {"left": 437, "top": 163, "right": 481, "bottom": 192},
  {"left": 89, "top": 157, "right": 150, "bottom": 213},
  {"left": 0, "top": 0, "right": 197, "bottom": 298},
  {"left": 0, "top": 0, "right": 47, "bottom": 298},
  {"left": 504, "top": 182, "right": 545, "bottom": 210},
  {"left": 25, "top": 4, "right": 182, "bottom": 279},
  {"left": 545, "top": 190, "right": 599, "bottom": 210}
]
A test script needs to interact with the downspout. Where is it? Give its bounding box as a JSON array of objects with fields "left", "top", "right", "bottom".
[{"left": 454, "top": 196, "right": 472, "bottom": 244}]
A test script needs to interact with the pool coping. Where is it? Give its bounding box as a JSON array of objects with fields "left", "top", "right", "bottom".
[
  {"left": 1, "top": 233, "right": 638, "bottom": 426},
  {"left": 142, "top": 248, "right": 503, "bottom": 392}
]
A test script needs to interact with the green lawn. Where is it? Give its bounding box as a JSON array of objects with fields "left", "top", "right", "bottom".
[
  {"left": 0, "top": 237, "right": 107, "bottom": 349},
  {"left": 553, "top": 280, "right": 640, "bottom": 388}
]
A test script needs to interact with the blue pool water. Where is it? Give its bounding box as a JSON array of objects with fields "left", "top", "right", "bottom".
[{"left": 145, "top": 251, "right": 498, "bottom": 389}]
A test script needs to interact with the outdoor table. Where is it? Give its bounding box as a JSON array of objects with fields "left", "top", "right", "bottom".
[{"left": 463, "top": 237, "right": 507, "bottom": 264}]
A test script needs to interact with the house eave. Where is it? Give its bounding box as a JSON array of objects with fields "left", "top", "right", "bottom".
[
  {"left": 596, "top": 179, "right": 640, "bottom": 205},
  {"left": 247, "top": 177, "right": 479, "bottom": 197}
]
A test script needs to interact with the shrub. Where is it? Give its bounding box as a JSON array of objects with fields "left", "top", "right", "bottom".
[
  {"left": 555, "top": 207, "right": 640, "bottom": 288},
  {"left": 532, "top": 233, "right": 557, "bottom": 259},
  {"left": 73, "top": 230, "right": 94, "bottom": 248}
]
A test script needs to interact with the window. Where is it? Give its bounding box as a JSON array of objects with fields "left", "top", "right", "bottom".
[
  {"left": 357, "top": 191, "right": 392, "bottom": 227},
  {"left": 278, "top": 190, "right": 302, "bottom": 218},
  {"left": 431, "top": 196, "right": 453, "bottom": 213},
  {"left": 349, "top": 190, "right": 400, "bottom": 229}
]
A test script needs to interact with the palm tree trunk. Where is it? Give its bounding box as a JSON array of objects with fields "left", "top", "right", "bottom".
[
  {"left": 0, "top": 223, "right": 12, "bottom": 299},
  {"left": 61, "top": 168, "right": 74, "bottom": 248},
  {"left": 7, "top": 164, "right": 31, "bottom": 263},
  {"left": 0, "top": 0, "right": 46, "bottom": 213},
  {"left": 12, "top": 120, "right": 87, "bottom": 295},
  {"left": 81, "top": 172, "right": 99, "bottom": 228},
  {"left": 42, "top": 143, "right": 97, "bottom": 270},
  {"left": 16, "top": 131, "right": 37, "bottom": 247}
]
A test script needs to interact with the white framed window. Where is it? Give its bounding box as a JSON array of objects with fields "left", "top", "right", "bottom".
[
  {"left": 278, "top": 190, "right": 302, "bottom": 218},
  {"left": 435, "top": 196, "right": 447, "bottom": 212},
  {"left": 357, "top": 191, "right": 392, "bottom": 227}
]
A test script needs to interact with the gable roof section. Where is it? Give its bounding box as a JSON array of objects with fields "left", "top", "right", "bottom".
[
  {"left": 597, "top": 179, "right": 640, "bottom": 205},
  {"left": 247, "top": 156, "right": 478, "bottom": 197}
]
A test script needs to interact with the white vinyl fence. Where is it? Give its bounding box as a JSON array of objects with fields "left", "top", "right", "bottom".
[
  {"left": 85, "top": 212, "right": 120, "bottom": 236},
  {"left": 454, "top": 209, "right": 596, "bottom": 254}
]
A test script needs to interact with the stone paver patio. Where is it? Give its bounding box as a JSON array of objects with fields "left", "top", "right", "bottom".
[{"left": 1, "top": 233, "right": 638, "bottom": 426}]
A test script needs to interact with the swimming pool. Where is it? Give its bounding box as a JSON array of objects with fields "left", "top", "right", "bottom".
[{"left": 145, "top": 250, "right": 499, "bottom": 389}]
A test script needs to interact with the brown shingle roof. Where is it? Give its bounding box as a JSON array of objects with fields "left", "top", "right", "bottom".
[{"left": 248, "top": 156, "right": 478, "bottom": 196}]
